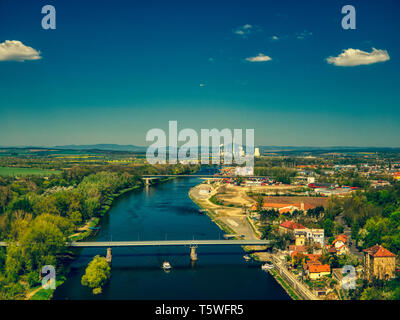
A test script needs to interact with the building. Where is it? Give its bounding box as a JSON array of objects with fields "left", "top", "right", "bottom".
[
  {"left": 234, "top": 166, "right": 254, "bottom": 176},
  {"left": 306, "top": 229, "right": 325, "bottom": 247},
  {"left": 329, "top": 234, "right": 349, "bottom": 255},
  {"left": 263, "top": 202, "right": 308, "bottom": 214},
  {"left": 363, "top": 244, "right": 396, "bottom": 281},
  {"left": 254, "top": 148, "right": 260, "bottom": 157},
  {"left": 295, "top": 230, "right": 307, "bottom": 246},
  {"left": 394, "top": 172, "right": 400, "bottom": 181},
  {"left": 294, "top": 228, "right": 324, "bottom": 247},
  {"left": 289, "top": 245, "right": 308, "bottom": 256},
  {"left": 305, "top": 263, "right": 331, "bottom": 280},
  {"left": 279, "top": 221, "right": 307, "bottom": 234}
]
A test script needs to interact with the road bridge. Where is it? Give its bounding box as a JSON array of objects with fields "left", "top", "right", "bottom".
[
  {"left": 68, "top": 239, "right": 271, "bottom": 247},
  {"left": 0, "top": 239, "right": 271, "bottom": 262},
  {"left": 142, "top": 175, "right": 268, "bottom": 179}
]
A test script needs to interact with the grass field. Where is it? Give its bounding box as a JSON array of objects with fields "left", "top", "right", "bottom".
[{"left": 0, "top": 167, "right": 61, "bottom": 177}]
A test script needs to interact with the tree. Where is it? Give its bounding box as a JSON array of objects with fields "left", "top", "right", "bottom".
[
  {"left": 0, "top": 186, "right": 13, "bottom": 213},
  {"left": 0, "top": 247, "right": 5, "bottom": 271},
  {"left": 360, "top": 287, "right": 383, "bottom": 300},
  {"left": 68, "top": 211, "right": 82, "bottom": 226},
  {"left": 20, "top": 214, "right": 73, "bottom": 271},
  {"left": 5, "top": 244, "right": 24, "bottom": 282},
  {"left": 323, "top": 218, "right": 334, "bottom": 237},
  {"left": 81, "top": 255, "right": 111, "bottom": 294}
]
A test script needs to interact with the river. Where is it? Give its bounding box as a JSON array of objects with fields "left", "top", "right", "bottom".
[{"left": 53, "top": 176, "right": 290, "bottom": 300}]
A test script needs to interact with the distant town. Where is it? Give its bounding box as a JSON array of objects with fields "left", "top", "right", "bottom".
[{"left": 1, "top": 145, "right": 400, "bottom": 300}]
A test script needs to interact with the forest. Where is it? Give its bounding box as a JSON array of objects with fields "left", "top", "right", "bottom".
[{"left": 0, "top": 162, "right": 198, "bottom": 299}]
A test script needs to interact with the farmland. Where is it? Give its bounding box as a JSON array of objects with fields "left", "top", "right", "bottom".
[{"left": 0, "top": 167, "right": 61, "bottom": 176}]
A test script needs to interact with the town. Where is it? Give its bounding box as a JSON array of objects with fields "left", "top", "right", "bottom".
[{"left": 189, "top": 147, "right": 400, "bottom": 300}]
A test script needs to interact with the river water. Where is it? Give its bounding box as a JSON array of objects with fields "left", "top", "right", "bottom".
[{"left": 53, "top": 177, "right": 289, "bottom": 300}]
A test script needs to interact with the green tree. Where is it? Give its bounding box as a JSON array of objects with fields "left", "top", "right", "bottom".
[
  {"left": 323, "top": 218, "right": 334, "bottom": 237},
  {"left": 360, "top": 287, "right": 384, "bottom": 300},
  {"left": 81, "top": 255, "right": 111, "bottom": 294}
]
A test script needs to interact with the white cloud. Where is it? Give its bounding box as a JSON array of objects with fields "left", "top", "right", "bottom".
[
  {"left": 245, "top": 53, "right": 272, "bottom": 62},
  {"left": 0, "top": 40, "right": 41, "bottom": 62},
  {"left": 271, "top": 35, "right": 279, "bottom": 41},
  {"left": 326, "top": 48, "right": 390, "bottom": 67},
  {"left": 234, "top": 24, "right": 253, "bottom": 37}
]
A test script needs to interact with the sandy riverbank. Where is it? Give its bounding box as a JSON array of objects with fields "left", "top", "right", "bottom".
[{"left": 188, "top": 181, "right": 306, "bottom": 300}]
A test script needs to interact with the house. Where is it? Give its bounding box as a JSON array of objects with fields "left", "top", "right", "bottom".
[
  {"left": 279, "top": 221, "right": 306, "bottom": 234},
  {"left": 295, "top": 230, "right": 307, "bottom": 246},
  {"left": 363, "top": 244, "right": 396, "bottom": 281},
  {"left": 330, "top": 234, "right": 349, "bottom": 255},
  {"left": 306, "top": 264, "right": 331, "bottom": 280},
  {"left": 263, "top": 202, "right": 318, "bottom": 214},
  {"left": 306, "top": 229, "right": 325, "bottom": 247},
  {"left": 294, "top": 228, "right": 325, "bottom": 247},
  {"left": 305, "top": 253, "right": 322, "bottom": 262},
  {"left": 289, "top": 245, "right": 308, "bottom": 256}
]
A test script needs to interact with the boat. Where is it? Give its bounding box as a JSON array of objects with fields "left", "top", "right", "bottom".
[
  {"left": 243, "top": 255, "right": 251, "bottom": 261},
  {"left": 88, "top": 226, "right": 101, "bottom": 236},
  {"left": 162, "top": 261, "right": 172, "bottom": 270},
  {"left": 261, "top": 263, "right": 274, "bottom": 270}
]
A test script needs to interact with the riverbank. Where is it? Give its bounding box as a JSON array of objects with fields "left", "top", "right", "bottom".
[
  {"left": 188, "top": 182, "right": 308, "bottom": 301},
  {"left": 28, "top": 177, "right": 176, "bottom": 300}
]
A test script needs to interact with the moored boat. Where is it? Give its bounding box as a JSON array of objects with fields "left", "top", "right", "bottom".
[
  {"left": 243, "top": 255, "right": 251, "bottom": 261},
  {"left": 261, "top": 263, "right": 274, "bottom": 270}
]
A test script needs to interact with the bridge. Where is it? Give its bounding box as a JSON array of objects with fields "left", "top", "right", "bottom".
[
  {"left": 141, "top": 174, "right": 268, "bottom": 185},
  {"left": 0, "top": 239, "right": 270, "bottom": 262},
  {"left": 68, "top": 239, "right": 271, "bottom": 247},
  {"left": 142, "top": 175, "right": 266, "bottom": 178}
]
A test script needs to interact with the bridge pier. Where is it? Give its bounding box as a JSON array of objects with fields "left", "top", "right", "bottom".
[
  {"left": 190, "top": 245, "right": 198, "bottom": 261},
  {"left": 143, "top": 178, "right": 151, "bottom": 186},
  {"left": 106, "top": 248, "right": 112, "bottom": 264}
]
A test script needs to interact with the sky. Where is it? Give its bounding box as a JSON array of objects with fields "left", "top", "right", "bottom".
[{"left": 0, "top": 0, "right": 399, "bottom": 147}]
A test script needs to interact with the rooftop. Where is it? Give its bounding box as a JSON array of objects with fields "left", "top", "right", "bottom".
[
  {"left": 280, "top": 220, "right": 306, "bottom": 230},
  {"left": 364, "top": 244, "right": 396, "bottom": 258},
  {"left": 309, "top": 264, "right": 331, "bottom": 273}
]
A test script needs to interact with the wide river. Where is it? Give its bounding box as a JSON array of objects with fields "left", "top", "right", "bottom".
[{"left": 53, "top": 176, "right": 289, "bottom": 300}]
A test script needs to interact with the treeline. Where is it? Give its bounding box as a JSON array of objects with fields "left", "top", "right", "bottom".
[
  {"left": 0, "top": 163, "right": 198, "bottom": 299},
  {"left": 328, "top": 183, "right": 400, "bottom": 254},
  {"left": 254, "top": 167, "right": 296, "bottom": 184}
]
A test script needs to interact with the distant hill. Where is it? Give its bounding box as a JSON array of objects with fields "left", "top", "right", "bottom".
[
  {"left": 53, "top": 144, "right": 147, "bottom": 152},
  {"left": 258, "top": 146, "right": 400, "bottom": 153},
  {"left": 1, "top": 144, "right": 399, "bottom": 154}
]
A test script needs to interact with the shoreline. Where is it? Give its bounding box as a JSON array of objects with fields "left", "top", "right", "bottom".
[
  {"left": 28, "top": 176, "right": 175, "bottom": 300},
  {"left": 188, "top": 183, "right": 303, "bottom": 301}
]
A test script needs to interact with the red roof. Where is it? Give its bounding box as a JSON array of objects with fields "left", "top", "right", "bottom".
[
  {"left": 332, "top": 234, "right": 348, "bottom": 245},
  {"left": 364, "top": 244, "right": 396, "bottom": 258},
  {"left": 306, "top": 254, "right": 322, "bottom": 261},
  {"left": 263, "top": 202, "right": 316, "bottom": 211},
  {"left": 309, "top": 264, "right": 331, "bottom": 273},
  {"left": 289, "top": 245, "right": 307, "bottom": 253},
  {"left": 279, "top": 221, "right": 306, "bottom": 230},
  {"left": 327, "top": 247, "right": 337, "bottom": 253}
]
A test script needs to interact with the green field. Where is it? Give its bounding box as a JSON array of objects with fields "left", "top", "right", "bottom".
[{"left": 0, "top": 167, "right": 61, "bottom": 177}]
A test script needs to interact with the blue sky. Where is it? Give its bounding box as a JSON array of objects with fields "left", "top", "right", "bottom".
[{"left": 0, "top": 0, "right": 399, "bottom": 147}]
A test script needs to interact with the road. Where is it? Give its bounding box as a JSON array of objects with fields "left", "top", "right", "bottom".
[
  {"left": 0, "top": 240, "right": 271, "bottom": 248},
  {"left": 335, "top": 212, "right": 363, "bottom": 258}
]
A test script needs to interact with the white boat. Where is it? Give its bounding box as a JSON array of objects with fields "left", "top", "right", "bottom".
[
  {"left": 261, "top": 263, "right": 274, "bottom": 270},
  {"left": 243, "top": 255, "right": 251, "bottom": 261},
  {"left": 162, "top": 261, "right": 172, "bottom": 270}
]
